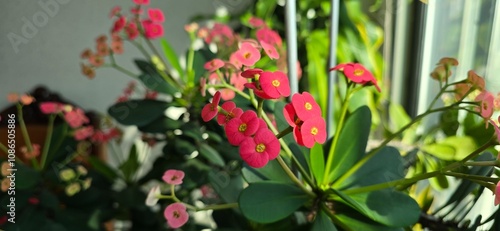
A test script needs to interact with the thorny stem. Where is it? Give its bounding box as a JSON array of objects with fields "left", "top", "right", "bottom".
[
  {"left": 17, "top": 104, "right": 40, "bottom": 170},
  {"left": 276, "top": 155, "right": 315, "bottom": 197},
  {"left": 40, "top": 114, "right": 55, "bottom": 170},
  {"left": 160, "top": 186, "right": 238, "bottom": 211}
]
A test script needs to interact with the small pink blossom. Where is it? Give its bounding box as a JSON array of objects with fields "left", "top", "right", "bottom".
[
  {"left": 217, "top": 101, "right": 243, "bottom": 125},
  {"left": 74, "top": 126, "right": 94, "bottom": 141},
  {"left": 201, "top": 91, "right": 221, "bottom": 122},
  {"left": 234, "top": 42, "right": 261, "bottom": 67},
  {"left": 7, "top": 93, "right": 18, "bottom": 103},
  {"left": 241, "top": 68, "right": 263, "bottom": 79},
  {"left": 249, "top": 16, "right": 265, "bottom": 28},
  {"left": 131, "top": 7, "right": 143, "bottom": 15},
  {"left": 204, "top": 59, "right": 225, "bottom": 72},
  {"left": 148, "top": 8, "right": 165, "bottom": 22},
  {"left": 475, "top": 91, "right": 494, "bottom": 119},
  {"left": 164, "top": 202, "right": 189, "bottom": 229},
  {"left": 162, "top": 169, "right": 185, "bottom": 185},
  {"left": 225, "top": 110, "right": 260, "bottom": 145},
  {"left": 260, "top": 40, "right": 279, "bottom": 59},
  {"left": 133, "top": 0, "right": 149, "bottom": 5},
  {"left": 239, "top": 128, "right": 280, "bottom": 168},
  {"left": 142, "top": 20, "right": 164, "bottom": 39},
  {"left": 109, "top": 6, "right": 121, "bottom": 18},
  {"left": 220, "top": 88, "right": 236, "bottom": 101},
  {"left": 125, "top": 22, "right": 139, "bottom": 40},
  {"left": 20, "top": 144, "right": 41, "bottom": 160},
  {"left": 229, "top": 52, "right": 243, "bottom": 69},
  {"left": 64, "top": 108, "right": 89, "bottom": 128},
  {"left": 111, "top": 16, "right": 126, "bottom": 33},
  {"left": 20, "top": 94, "right": 35, "bottom": 105},
  {"left": 259, "top": 71, "right": 290, "bottom": 99},
  {"left": 256, "top": 28, "right": 282, "bottom": 47}
]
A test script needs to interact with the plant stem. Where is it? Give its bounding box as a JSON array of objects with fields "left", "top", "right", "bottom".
[
  {"left": 320, "top": 202, "right": 350, "bottom": 230},
  {"left": 17, "top": 104, "right": 40, "bottom": 170},
  {"left": 40, "top": 114, "right": 55, "bottom": 170},
  {"left": 186, "top": 33, "right": 195, "bottom": 87},
  {"left": 276, "top": 156, "right": 315, "bottom": 197},
  {"left": 276, "top": 126, "right": 293, "bottom": 139},
  {"left": 463, "top": 160, "right": 498, "bottom": 167},
  {"left": 443, "top": 171, "right": 497, "bottom": 183},
  {"left": 257, "top": 99, "right": 264, "bottom": 118},
  {"left": 196, "top": 202, "right": 239, "bottom": 211},
  {"left": 112, "top": 64, "right": 138, "bottom": 78},
  {"left": 323, "top": 83, "right": 353, "bottom": 185},
  {"left": 340, "top": 138, "right": 494, "bottom": 195},
  {"left": 0, "top": 143, "right": 8, "bottom": 155}
]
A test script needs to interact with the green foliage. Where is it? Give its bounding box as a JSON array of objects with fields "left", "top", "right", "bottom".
[{"left": 107, "top": 99, "right": 169, "bottom": 127}]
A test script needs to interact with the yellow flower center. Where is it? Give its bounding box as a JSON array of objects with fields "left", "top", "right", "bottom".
[
  {"left": 272, "top": 80, "right": 280, "bottom": 87},
  {"left": 305, "top": 102, "right": 312, "bottom": 110},
  {"left": 173, "top": 211, "right": 180, "bottom": 218},
  {"left": 256, "top": 143, "right": 266, "bottom": 153},
  {"left": 238, "top": 123, "right": 247, "bottom": 132},
  {"left": 353, "top": 69, "right": 364, "bottom": 76},
  {"left": 311, "top": 127, "right": 318, "bottom": 135},
  {"left": 244, "top": 52, "right": 251, "bottom": 59}
]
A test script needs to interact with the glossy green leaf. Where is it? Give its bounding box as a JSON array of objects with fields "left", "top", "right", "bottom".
[
  {"left": 209, "top": 170, "right": 244, "bottom": 203},
  {"left": 422, "top": 136, "right": 476, "bottom": 161},
  {"left": 119, "top": 145, "right": 140, "bottom": 181},
  {"left": 198, "top": 143, "right": 225, "bottom": 167},
  {"left": 336, "top": 146, "right": 405, "bottom": 190},
  {"left": 108, "top": 99, "right": 169, "bottom": 127},
  {"left": 332, "top": 189, "right": 420, "bottom": 227},
  {"left": 241, "top": 160, "right": 293, "bottom": 183},
  {"left": 160, "top": 38, "right": 184, "bottom": 78},
  {"left": 310, "top": 143, "right": 325, "bottom": 185},
  {"left": 135, "top": 59, "right": 177, "bottom": 94},
  {"left": 329, "top": 106, "right": 371, "bottom": 182},
  {"left": 425, "top": 156, "right": 449, "bottom": 190},
  {"left": 312, "top": 210, "right": 337, "bottom": 231},
  {"left": 138, "top": 116, "right": 182, "bottom": 134},
  {"left": 334, "top": 202, "right": 403, "bottom": 231},
  {"left": 239, "top": 182, "right": 309, "bottom": 223},
  {"left": 88, "top": 156, "right": 118, "bottom": 181},
  {"left": 16, "top": 163, "right": 41, "bottom": 189}
]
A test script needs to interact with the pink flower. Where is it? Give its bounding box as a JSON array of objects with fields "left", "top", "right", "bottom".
[
  {"left": 20, "top": 144, "right": 41, "bottom": 160},
  {"left": 259, "top": 71, "right": 290, "bottom": 99},
  {"left": 256, "top": 28, "right": 282, "bottom": 47},
  {"left": 216, "top": 101, "right": 243, "bottom": 125},
  {"left": 145, "top": 90, "right": 158, "bottom": 99},
  {"left": 291, "top": 92, "right": 322, "bottom": 121},
  {"left": 162, "top": 169, "right": 185, "bottom": 185},
  {"left": 330, "top": 63, "right": 381, "bottom": 92},
  {"left": 96, "top": 42, "right": 109, "bottom": 56},
  {"left": 125, "top": 22, "right": 139, "bottom": 40},
  {"left": 74, "top": 126, "right": 94, "bottom": 141},
  {"left": 489, "top": 116, "right": 500, "bottom": 144},
  {"left": 64, "top": 108, "right": 89, "bottom": 128},
  {"left": 133, "top": 0, "right": 149, "bottom": 5},
  {"left": 201, "top": 91, "right": 221, "bottom": 122},
  {"left": 40, "top": 102, "right": 64, "bottom": 114},
  {"left": 225, "top": 110, "right": 260, "bottom": 145},
  {"left": 109, "top": 6, "right": 121, "bottom": 18},
  {"left": 475, "top": 91, "right": 494, "bottom": 119},
  {"left": 130, "top": 7, "right": 143, "bottom": 15},
  {"left": 7, "top": 93, "right": 18, "bottom": 103},
  {"left": 205, "top": 23, "right": 234, "bottom": 46},
  {"left": 204, "top": 59, "right": 225, "bottom": 72},
  {"left": 496, "top": 181, "right": 500, "bottom": 206},
  {"left": 467, "top": 70, "right": 485, "bottom": 91},
  {"left": 20, "top": 94, "right": 35, "bottom": 105},
  {"left": 220, "top": 88, "right": 236, "bottom": 101},
  {"left": 239, "top": 128, "right": 280, "bottom": 168},
  {"left": 229, "top": 52, "right": 243, "bottom": 69},
  {"left": 300, "top": 116, "right": 327, "bottom": 148},
  {"left": 249, "top": 16, "right": 265, "bottom": 28},
  {"left": 111, "top": 16, "right": 126, "bottom": 33},
  {"left": 244, "top": 82, "right": 271, "bottom": 99},
  {"left": 89, "top": 55, "right": 104, "bottom": 67},
  {"left": 230, "top": 73, "right": 247, "bottom": 91},
  {"left": 148, "top": 8, "right": 165, "bottom": 22},
  {"left": 142, "top": 20, "right": 164, "bottom": 39},
  {"left": 234, "top": 42, "right": 261, "bottom": 67},
  {"left": 164, "top": 202, "right": 189, "bottom": 229},
  {"left": 260, "top": 40, "right": 279, "bottom": 59}
]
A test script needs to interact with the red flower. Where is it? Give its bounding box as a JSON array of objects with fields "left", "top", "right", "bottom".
[
  {"left": 217, "top": 101, "right": 243, "bottom": 125},
  {"left": 201, "top": 91, "right": 221, "bottom": 122},
  {"left": 234, "top": 42, "right": 261, "bottom": 67},
  {"left": 142, "top": 20, "right": 164, "bottom": 39},
  {"left": 133, "top": 0, "right": 149, "bottom": 5},
  {"left": 259, "top": 71, "right": 290, "bottom": 99},
  {"left": 249, "top": 16, "right": 265, "bottom": 28},
  {"left": 112, "top": 16, "right": 126, "bottom": 33},
  {"left": 164, "top": 203, "right": 189, "bottom": 229},
  {"left": 260, "top": 40, "right": 279, "bottom": 59},
  {"left": 109, "top": 6, "right": 121, "bottom": 18},
  {"left": 241, "top": 68, "right": 263, "bottom": 78},
  {"left": 220, "top": 88, "right": 236, "bottom": 101},
  {"left": 300, "top": 116, "right": 327, "bottom": 148},
  {"left": 162, "top": 169, "right": 185, "bottom": 185},
  {"left": 291, "top": 92, "right": 321, "bottom": 121},
  {"left": 40, "top": 102, "right": 64, "bottom": 114},
  {"left": 244, "top": 82, "right": 271, "bottom": 99},
  {"left": 256, "top": 28, "right": 282, "bottom": 47},
  {"left": 239, "top": 128, "right": 280, "bottom": 168},
  {"left": 330, "top": 63, "right": 380, "bottom": 92},
  {"left": 204, "top": 59, "right": 225, "bottom": 72},
  {"left": 225, "top": 110, "right": 260, "bottom": 145},
  {"left": 64, "top": 108, "right": 89, "bottom": 128},
  {"left": 126, "top": 22, "right": 139, "bottom": 40},
  {"left": 74, "top": 126, "right": 94, "bottom": 141},
  {"left": 475, "top": 91, "right": 494, "bottom": 119},
  {"left": 148, "top": 8, "right": 165, "bottom": 22}
]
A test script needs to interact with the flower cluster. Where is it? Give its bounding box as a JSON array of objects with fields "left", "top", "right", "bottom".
[
  {"left": 59, "top": 165, "right": 92, "bottom": 196},
  {"left": 80, "top": 1, "right": 166, "bottom": 79},
  {"left": 146, "top": 169, "right": 189, "bottom": 229}
]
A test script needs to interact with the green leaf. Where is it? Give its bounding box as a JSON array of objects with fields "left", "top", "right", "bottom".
[
  {"left": 310, "top": 143, "right": 325, "bottom": 185},
  {"left": 108, "top": 99, "right": 169, "bottom": 127},
  {"left": 329, "top": 106, "right": 371, "bottom": 182},
  {"left": 88, "top": 156, "right": 118, "bottom": 181},
  {"left": 135, "top": 59, "right": 177, "bottom": 94},
  {"left": 160, "top": 38, "right": 184, "bottom": 77},
  {"left": 138, "top": 116, "right": 182, "bottom": 133},
  {"left": 332, "top": 189, "right": 420, "bottom": 227},
  {"left": 336, "top": 146, "right": 405, "bottom": 190},
  {"left": 209, "top": 170, "right": 244, "bottom": 203},
  {"left": 118, "top": 145, "right": 140, "bottom": 181},
  {"left": 198, "top": 143, "right": 225, "bottom": 167},
  {"left": 17, "top": 162, "right": 41, "bottom": 189},
  {"left": 239, "top": 182, "right": 309, "bottom": 223},
  {"left": 306, "top": 30, "right": 329, "bottom": 116},
  {"left": 422, "top": 136, "right": 477, "bottom": 161},
  {"left": 241, "top": 160, "right": 293, "bottom": 184},
  {"left": 334, "top": 202, "right": 403, "bottom": 231},
  {"left": 312, "top": 210, "right": 337, "bottom": 231}
]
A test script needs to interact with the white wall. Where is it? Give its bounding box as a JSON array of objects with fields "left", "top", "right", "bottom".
[{"left": 0, "top": 0, "right": 248, "bottom": 113}]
